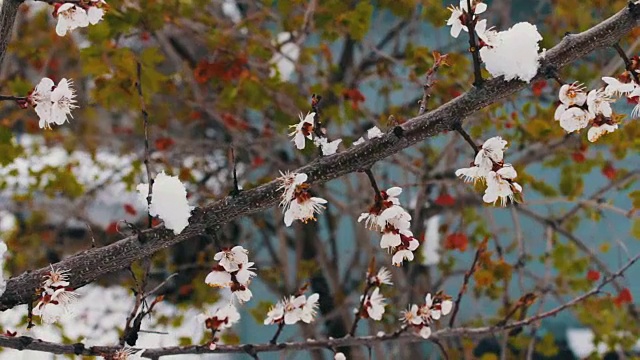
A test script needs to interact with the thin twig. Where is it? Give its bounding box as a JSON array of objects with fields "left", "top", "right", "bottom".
[
  {"left": 418, "top": 52, "right": 449, "bottom": 115},
  {"left": 466, "top": 0, "right": 483, "bottom": 86},
  {"left": 453, "top": 122, "right": 480, "bottom": 155},
  {"left": 136, "top": 60, "right": 153, "bottom": 229},
  {"left": 229, "top": 145, "right": 240, "bottom": 195},
  {"left": 363, "top": 168, "right": 381, "bottom": 198},
  {"left": 349, "top": 282, "right": 373, "bottom": 336},
  {"left": 0, "top": 95, "right": 26, "bottom": 101},
  {"left": 269, "top": 323, "right": 285, "bottom": 344},
  {"left": 449, "top": 237, "right": 487, "bottom": 327},
  {"left": 612, "top": 42, "right": 640, "bottom": 84}
]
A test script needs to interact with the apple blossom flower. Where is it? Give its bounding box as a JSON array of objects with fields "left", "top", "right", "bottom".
[
  {"left": 198, "top": 303, "right": 241, "bottom": 332},
  {"left": 362, "top": 287, "right": 386, "bottom": 321},
  {"left": 284, "top": 195, "right": 327, "bottom": 226},
  {"left": 358, "top": 187, "right": 405, "bottom": 231},
  {"left": 402, "top": 293, "right": 453, "bottom": 340},
  {"left": 401, "top": 304, "right": 423, "bottom": 325},
  {"left": 204, "top": 267, "right": 233, "bottom": 288},
  {"left": 55, "top": 3, "right": 89, "bottom": 36},
  {"left": 278, "top": 171, "right": 307, "bottom": 210},
  {"left": 28, "top": 78, "right": 77, "bottom": 129},
  {"left": 33, "top": 267, "right": 78, "bottom": 324},
  {"left": 587, "top": 123, "right": 618, "bottom": 142},
  {"left": 586, "top": 89, "right": 613, "bottom": 117},
  {"left": 482, "top": 165, "right": 522, "bottom": 206},
  {"left": 214, "top": 246, "right": 249, "bottom": 272},
  {"left": 557, "top": 107, "right": 593, "bottom": 133},
  {"left": 289, "top": 112, "right": 315, "bottom": 149},
  {"left": 391, "top": 233, "right": 420, "bottom": 266},
  {"left": 231, "top": 286, "right": 252, "bottom": 303},
  {"left": 455, "top": 165, "right": 485, "bottom": 184},
  {"left": 602, "top": 76, "right": 636, "bottom": 97},
  {"left": 446, "top": 1, "right": 487, "bottom": 38},
  {"left": 475, "top": 136, "right": 508, "bottom": 171},
  {"left": 559, "top": 82, "right": 587, "bottom": 106},
  {"left": 475, "top": 19, "right": 498, "bottom": 47},
  {"left": 265, "top": 292, "right": 320, "bottom": 325},
  {"left": 314, "top": 137, "right": 342, "bottom": 155},
  {"left": 368, "top": 267, "right": 393, "bottom": 286}
]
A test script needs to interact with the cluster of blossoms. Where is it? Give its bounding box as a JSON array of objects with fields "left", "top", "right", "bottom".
[
  {"left": 356, "top": 267, "right": 393, "bottom": 321},
  {"left": 27, "top": 78, "right": 77, "bottom": 130},
  {"left": 290, "top": 112, "right": 342, "bottom": 155},
  {"left": 54, "top": 1, "right": 106, "bottom": 37},
  {"left": 447, "top": 0, "right": 543, "bottom": 82},
  {"left": 263, "top": 290, "right": 320, "bottom": 325},
  {"left": 553, "top": 82, "right": 619, "bottom": 142},
  {"left": 205, "top": 246, "right": 256, "bottom": 303},
  {"left": 33, "top": 267, "right": 78, "bottom": 324},
  {"left": 358, "top": 187, "right": 420, "bottom": 266},
  {"left": 196, "top": 303, "right": 241, "bottom": 348},
  {"left": 455, "top": 137, "right": 523, "bottom": 206},
  {"left": 401, "top": 293, "right": 453, "bottom": 339},
  {"left": 278, "top": 172, "right": 327, "bottom": 226}
]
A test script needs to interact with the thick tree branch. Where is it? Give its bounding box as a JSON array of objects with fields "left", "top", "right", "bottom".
[
  {"left": 0, "top": 0, "right": 22, "bottom": 67},
  {"left": 1, "top": 4, "right": 639, "bottom": 310}
]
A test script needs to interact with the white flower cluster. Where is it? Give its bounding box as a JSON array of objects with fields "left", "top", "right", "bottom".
[
  {"left": 264, "top": 292, "right": 320, "bottom": 325},
  {"left": 447, "top": 1, "right": 543, "bottom": 82},
  {"left": 33, "top": 267, "right": 78, "bottom": 324},
  {"left": 28, "top": 78, "right": 77, "bottom": 130},
  {"left": 356, "top": 267, "right": 394, "bottom": 321},
  {"left": 205, "top": 246, "right": 256, "bottom": 303},
  {"left": 196, "top": 303, "right": 241, "bottom": 332},
  {"left": 290, "top": 112, "right": 342, "bottom": 155},
  {"left": 137, "top": 171, "right": 193, "bottom": 234},
  {"left": 54, "top": 1, "right": 106, "bottom": 37},
  {"left": 553, "top": 82, "right": 619, "bottom": 142},
  {"left": 401, "top": 293, "right": 453, "bottom": 339},
  {"left": 278, "top": 172, "right": 327, "bottom": 226},
  {"left": 455, "top": 137, "right": 523, "bottom": 206},
  {"left": 358, "top": 187, "right": 421, "bottom": 266}
]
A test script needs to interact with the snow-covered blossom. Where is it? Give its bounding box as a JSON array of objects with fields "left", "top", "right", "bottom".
[
  {"left": 368, "top": 267, "right": 393, "bottom": 286},
  {"left": 446, "top": 0, "right": 487, "bottom": 38},
  {"left": 289, "top": 112, "right": 315, "bottom": 149},
  {"left": 198, "top": 303, "right": 241, "bottom": 332},
  {"left": 362, "top": 287, "right": 386, "bottom": 321},
  {"left": 479, "top": 22, "right": 542, "bottom": 83},
  {"left": 109, "top": 347, "right": 145, "bottom": 360},
  {"left": 205, "top": 245, "right": 256, "bottom": 303},
  {"left": 33, "top": 267, "right": 78, "bottom": 324},
  {"left": 401, "top": 293, "right": 453, "bottom": 339},
  {"left": 482, "top": 165, "right": 522, "bottom": 206},
  {"left": 314, "top": 137, "right": 342, "bottom": 155},
  {"left": 137, "top": 171, "right": 192, "bottom": 234},
  {"left": 28, "top": 78, "right": 77, "bottom": 129},
  {"left": 264, "top": 292, "right": 320, "bottom": 325}
]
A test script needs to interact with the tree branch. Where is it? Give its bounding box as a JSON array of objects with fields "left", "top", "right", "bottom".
[
  {"left": 1, "top": 3, "right": 639, "bottom": 310},
  {"left": 0, "top": 0, "right": 22, "bottom": 67}
]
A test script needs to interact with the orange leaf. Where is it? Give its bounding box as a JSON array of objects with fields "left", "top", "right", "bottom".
[
  {"left": 614, "top": 288, "right": 633, "bottom": 307},
  {"left": 586, "top": 270, "right": 600, "bottom": 282},
  {"left": 444, "top": 233, "right": 468, "bottom": 252}
]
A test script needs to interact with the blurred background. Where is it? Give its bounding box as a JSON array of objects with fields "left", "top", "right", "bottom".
[{"left": 0, "top": 0, "right": 639, "bottom": 359}]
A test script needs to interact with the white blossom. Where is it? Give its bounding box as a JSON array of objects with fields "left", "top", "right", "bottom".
[
  {"left": 33, "top": 287, "right": 78, "bottom": 324},
  {"left": 369, "top": 267, "right": 393, "bottom": 286},
  {"left": 55, "top": 3, "right": 90, "bottom": 36},
  {"left": 559, "top": 83, "right": 587, "bottom": 106},
  {"left": 455, "top": 165, "right": 484, "bottom": 184},
  {"left": 214, "top": 246, "right": 249, "bottom": 272},
  {"left": 475, "top": 136, "right": 508, "bottom": 171},
  {"left": 558, "top": 107, "right": 593, "bottom": 133},
  {"left": 278, "top": 171, "right": 307, "bottom": 211},
  {"left": 197, "top": 303, "right": 241, "bottom": 331},
  {"left": 204, "top": 269, "right": 233, "bottom": 288},
  {"left": 479, "top": 22, "right": 542, "bottom": 82},
  {"left": 363, "top": 287, "right": 386, "bottom": 321},
  {"left": 587, "top": 123, "right": 618, "bottom": 142},
  {"left": 29, "top": 78, "right": 77, "bottom": 129},
  {"left": 136, "top": 172, "right": 192, "bottom": 234},
  {"left": 264, "top": 302, "right": 285, "bottom": 325},
  {"left": 475, "top": 19, "right": 498, "bottom": 47},
  {"left": 482, "top": 165, "right": 522, "bottom": 206},
  {"left": 289, "top": 112, "right": 315, "bottom": 149},
  {"left": 401, "top": 304, "right": 423, "bottom": 325},
  {"left": 109, "top": 347, "right": 145, "bottom": 360},
  {"left": 601, "top": 76, "right": 636, "bottom": 97},
  {"left": 267, "top": 293, "right": 320, "bottom": 325},
  {"left": 586, "top": 89, "right": 613, "bottom": 117},
  {"left": 232, "top": 287, "right": 252, "bottom": 303},
  {"left": 299, "top": 293, "right": 319, "bottom": 323},
  {"left": 284, "top": 196, "right": 327, "bottom": 226},
  {"left": 446, "top": 1, "right": 486, "bottom": 38}
]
